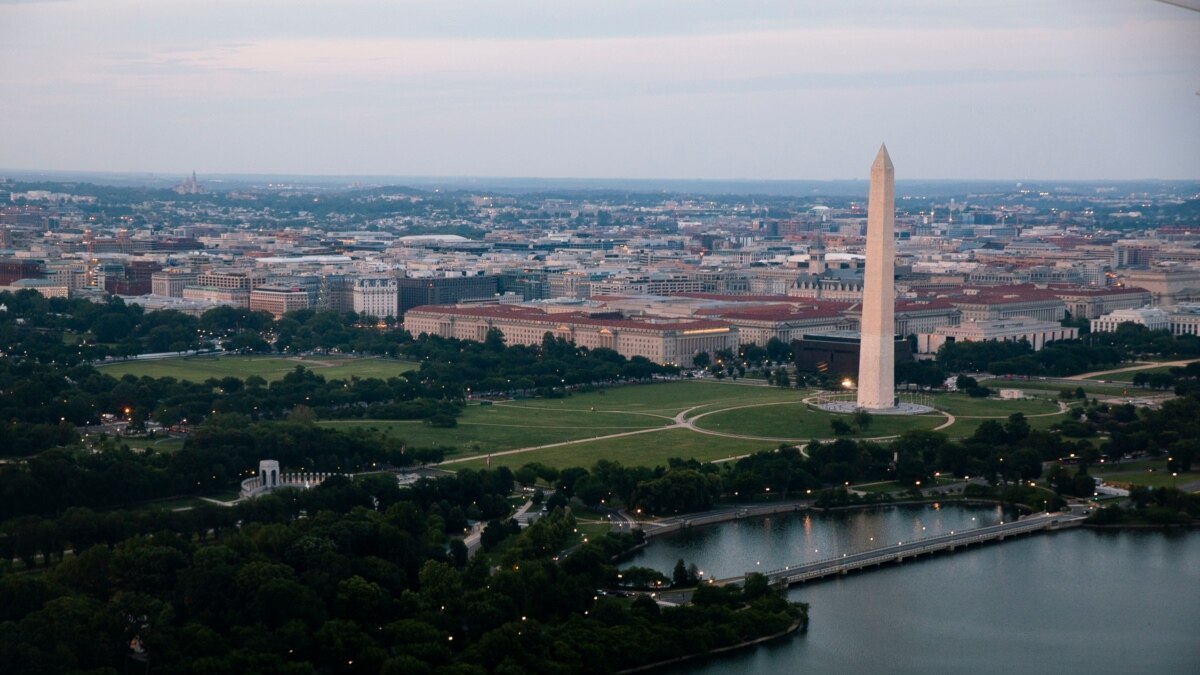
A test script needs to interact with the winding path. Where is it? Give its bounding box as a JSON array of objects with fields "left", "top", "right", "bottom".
[
  {"left": 444, "top": 400, "right": 947, "bottom": 466},
  {"left": 439, "top": 390, "right": 1070, "bottom": 469}
]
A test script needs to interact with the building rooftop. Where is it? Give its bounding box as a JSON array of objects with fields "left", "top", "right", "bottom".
[
  {"left": 1047, "top": 285, "right": 1150, "bottom": 297},
  {"left": 406, "top": 303, "right": 732, "bottom": 332},
  {"left": 694, "top": 304, "right": 846, "bottom": 321}
]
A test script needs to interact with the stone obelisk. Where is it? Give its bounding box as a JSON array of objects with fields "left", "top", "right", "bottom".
[{"left": 857, "top": 144, "right": 895, "bottom": 410}]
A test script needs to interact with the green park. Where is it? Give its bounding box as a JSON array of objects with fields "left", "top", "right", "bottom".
[
  {"left": 98, "top": 353, "right": 417, "bottom": 382},
  {"left": 318, "top": 379, "right": 1074, "bottom": 470}
]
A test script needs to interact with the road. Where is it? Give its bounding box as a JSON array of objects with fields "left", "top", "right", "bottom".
[
  {"left": 463, "top": 498, "right": 535, "bottom": 555},
  {"left": 1066, "top": 359, "right": 1200, "bottom": 381}
]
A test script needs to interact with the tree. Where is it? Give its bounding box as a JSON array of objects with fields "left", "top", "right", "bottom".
[
  {"left": 830, "top": 419, "right": 852, "bottom": 435},
  {"left": 765, "top": 337, "right": 791, "bottom": 364},
  {"left": 1011, "top": 448, "right": 1043, "bottom": 480},
  {"left": 483, "top": 328, "right": 506, "bottom": 352},
  {"left": 1004, "top": 413, "right": 1031, "bottom": 442},
  {"left": 513, "top": 465, "right": 538, "bottom": 486},
  {"left": 481, "top": 520, "right": 516, "bottom": 551},
  {"left": 573, "top": 475, "right": 608, "bottom": 507},
  {"left": 672, "top": 559, "right": 690, "bottom": 587},
  {"left": 336, "top": 575, "right": 391, "bottom": 623},
  {"left": 742, "top": 572, "right": 771, "bottom": 601},
  {"left": 417, "top": 560, "right": 463, "bottom": 610}
]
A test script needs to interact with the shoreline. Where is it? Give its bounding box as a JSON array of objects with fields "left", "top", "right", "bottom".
[
  {"left": 1083, "top": 521, "right": 1200, "bottom": 530},
  {"left": 614, "top": 617, "right": 806, "bottom": 674}
]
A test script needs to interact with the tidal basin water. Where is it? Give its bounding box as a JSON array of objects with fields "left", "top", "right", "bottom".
[{"left": 624, "top": 505, "right": 1200, "bottom": 674}]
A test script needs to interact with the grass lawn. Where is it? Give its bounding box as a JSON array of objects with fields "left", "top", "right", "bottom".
[
  {"left": 124, "top": 436, "right": 187, "bottom": 454},
  {"left": 1093, "top": 459, "right": 1167, "bottom": 474},
  {"left": 1095, "top": 469, "right": 1200, "bottom": 489},
  {"left": 853, "top": 481, "right": 903, "bottom": 494},
  {"left": 1091, "top": 458, "right": 1200, "bottom": 490},
  {"left": 528, "top": 380, "right": 805, "bottom": 417},
  {"left": 314, "top": 380, "right": 1078, "bottom": 472},
  {"left": 98, "top": 354, "right": 417, "bottom": 382},
  {"left": 452, "top": 428, "right": 777, "bottom": 471},
  {"left": 928, "top": 394, "right": 1058, "bottom": 417},
  {"left": 323, "top": 402, "right": 671, "bottom": 455},
  {"left": 325, "top": 381, "right": 806, "bottom": 456},
  {"left": 203, "top": 490, "right": 242, "bottom": 502},
  {"left": 130, "top": 497, "right": 205, "bottom": 512},
  {"left": 978, "top": 379, "right": 1132, "bottom": 397},
  {"left": 692, "top": 402, "right": 944, "bottom": 440},
  {"left": 944, "top": 409, "right": 1071, "bottom": 439},
  {"left": 566, "top": 504, "right": 617, "bottom": 520},
  {"left": 576, "top": 523, "right": 613, "bottom": 540}
]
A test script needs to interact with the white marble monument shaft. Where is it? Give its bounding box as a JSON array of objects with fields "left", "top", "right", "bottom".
[{"left": 857, "top": 144, "right": 895, "bottom": 410}]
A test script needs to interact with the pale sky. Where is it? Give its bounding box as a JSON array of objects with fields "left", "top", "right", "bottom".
[{"left": 1, "top": 0, "right": 1198, "bottom": 180}]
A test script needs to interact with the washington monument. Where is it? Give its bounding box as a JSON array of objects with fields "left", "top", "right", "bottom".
[{"left": 857, "top": 144, "right": 895, "bottom": 410}]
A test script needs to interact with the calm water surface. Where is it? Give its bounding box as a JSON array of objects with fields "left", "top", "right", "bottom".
[{"left": 625, "top": 506, "right": 1200, "bottom": 674}]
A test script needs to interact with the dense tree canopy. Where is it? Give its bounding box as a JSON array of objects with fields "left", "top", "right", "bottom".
[{"left": 0, "top": 469, "right": 805, "bottom": 675}]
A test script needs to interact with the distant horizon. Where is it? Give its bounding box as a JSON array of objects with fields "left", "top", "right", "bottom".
[{"left": 5, "top": 167, "right": 1198, "bottom": 186}]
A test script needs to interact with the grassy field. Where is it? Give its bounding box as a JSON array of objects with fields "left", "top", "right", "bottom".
[
  {"left": 323, "top": 403, "right": 671, "bottom": 455},
  {"left": 945, "top": 408, "right": 1074, "bottom": 439},
  {"left": 130, "top": 496, "right": 205, "bottom": 512},
  {"left": 452, "top": 428, "right": 778, "bottom": 471},
  {"left": 691, "top": 402, "right": 945, "bottom": 440},
  {"left": 1095, "top": 468, "right": 1200, "bottom": 489},
  {"left": 928, "top": 394, "right": 1059, "bottom": 417},
  {"left": 525, "top": 380, "right": 805, "bottom": 416},
  {"left": 323, "top": 382, "right": 802, "bottom": 458},
  {"left": 99, "top": 354, "right": 417, "bottom": 382},
  {"left": 978, "top": 379, "right": 1133, "bottom": 397},
  {"left": 316, "top": 381, "right": 1086, "bottom": 471},
  {"left": 853, "top": 481, "right": 903, "bottom": 494},
  {"left": 126, "top": 436, "right": 187, "bottom": 454},
  {"left": 576, "top": 523, "right": 613, "bottom": 540},
  {"left": 1091, "top": 458, "right": 1200, "bottom": 490},
  {"left": 1094, "top": 459, "right": 1166, "bottom": 473},
  {"left": 204, "top": 490, "right": 242, "bottom": 502}
]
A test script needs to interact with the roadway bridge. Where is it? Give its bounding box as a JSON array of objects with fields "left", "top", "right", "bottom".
[{"left": 715, "top": 511, "right": 1086, "bottom": 588}]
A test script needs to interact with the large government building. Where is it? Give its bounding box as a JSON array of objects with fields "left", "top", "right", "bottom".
[{"left": 404, "top": 304, "right": 739, "bottom": 367}]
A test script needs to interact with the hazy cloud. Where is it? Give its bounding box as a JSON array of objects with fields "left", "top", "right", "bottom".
[{"left": 0, "top": 0, "right": 1197, "bottom": 179}]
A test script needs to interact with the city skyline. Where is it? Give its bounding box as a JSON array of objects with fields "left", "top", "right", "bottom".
[{"left": 2, "top": 0, "right": 1198, "bottom": 180}]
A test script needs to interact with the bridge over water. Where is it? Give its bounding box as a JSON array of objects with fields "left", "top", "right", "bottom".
[{"left": 712, "top": 511, "right": 1086, "bottom": 588}]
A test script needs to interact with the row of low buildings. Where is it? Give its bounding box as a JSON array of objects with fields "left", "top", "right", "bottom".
[
  {"left": 1088, "top": 305, "right": 1200, "bottom": 337},
  {"left": 6, "top": 247, "right": 1188, "bottom": 369},
  {"left": 401, "top": 283, "right": 1153, "bottom": 367},
  {"left": 403, "top": 304, "right": 740, "bottom": 367},
  {"left": 7, "top": 184, "right": 1200, "bottom": 369},
  {"left": 0, "top": 255, "right": 505, "bottom": 320}
]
